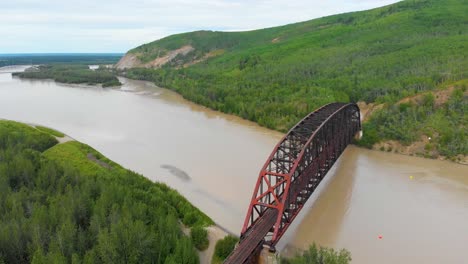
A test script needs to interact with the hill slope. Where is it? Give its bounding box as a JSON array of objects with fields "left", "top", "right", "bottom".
[{"left": 119, "top": 0, "right": 467, "bottom": 160}]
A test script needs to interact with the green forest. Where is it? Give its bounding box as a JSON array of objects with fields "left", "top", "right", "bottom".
[
  {"left": 14, "top": 65, "right": 121, "bottom": 87},
  {"left": 0, "top": 120, "right": 213, "bottom": 264},
  {"left": 122, "top": 0, "right": 467, "bottom": 158}
]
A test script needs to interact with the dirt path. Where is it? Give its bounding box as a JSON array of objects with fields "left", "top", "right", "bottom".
[
  {"left": 56, "top": 135, "right": 74, "bottom": 144},
  {"left": 199, "top": 226, "right": 229, "bottom": 264},
  {"left": 181, "top": 224, "right": 229, "bottom": 264}
]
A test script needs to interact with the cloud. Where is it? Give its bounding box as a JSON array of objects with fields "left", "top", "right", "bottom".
[{"left": 2, "top": 0, "right": 401, "bottom": 53}]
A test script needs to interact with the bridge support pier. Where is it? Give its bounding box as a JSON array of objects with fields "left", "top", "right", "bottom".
[
  {"left": 259, "top": 247, "right": 278, "bottom": 264},
  {"left": 355, "top": 130, "right": 363, "bottom": 140}
]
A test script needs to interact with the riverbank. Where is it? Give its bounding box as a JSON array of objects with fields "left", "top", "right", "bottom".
[
  {"left": 280, "top": 144, "right": 468, "bottom": 264},
  {"left": 121, "top": 73, "right": 467, "bottom": 165},
  {"left": 2, "top": 116, "right": 229, "bottom": 264},
  {"left": 165, "top": 77, "right": 465, "bottom": 165},
  {"left": 9, "top": 62, "right": 468, "bottom": 165},
  {"left": 358, "top": 84, "right": 468, "bottom": 165},
  {"left": 12, "top": 118, "right": 235, "bottom": 264},
  {"left": 0, "top": 119, "right": 214, "bottom": 263},
  {"left": 0, "top": 66, "right": 285, "bottom": 236},
  {"left": 181, "top": 224, "right": 231, "bottom": 264}
]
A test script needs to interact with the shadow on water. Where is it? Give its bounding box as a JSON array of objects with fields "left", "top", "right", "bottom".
[
  {"left": 161, "top": 164, "right": 191, "bottom": 181},
  {"left": 161, "top": 164, "right": 242, "bottom": 217}
]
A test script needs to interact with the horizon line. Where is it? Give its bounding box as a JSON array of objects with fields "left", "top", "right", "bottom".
[{"left": 0, "top": 53, "right": 124, "bottom": 55}]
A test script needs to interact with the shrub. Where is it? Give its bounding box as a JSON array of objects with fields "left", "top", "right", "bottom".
[
  {"left": 282, "top": 243, "right": 351, "bottom": 264},
  {"left": 425, "top": 143, "right": 433, "bottom": 151},
  {"left": 356, "top": 123, "right": 379, "bottom": 148},
  {"left": 213, "top": 235, "right": 238, "bottom": 262},
  {"left": 190, "top": 227, "right": 209, "bottom": 251}
]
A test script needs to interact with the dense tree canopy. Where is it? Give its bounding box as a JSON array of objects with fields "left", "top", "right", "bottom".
[
  {"left": 0, "top": 120, "right": 212, "bottom": 264},
  {"left": 14, "top": 65, "right": 121, "bottom": 87}
]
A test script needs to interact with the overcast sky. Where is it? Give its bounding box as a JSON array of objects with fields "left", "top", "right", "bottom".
[{"left": 2, "top": 0, "right": 400, "bottom": 53}]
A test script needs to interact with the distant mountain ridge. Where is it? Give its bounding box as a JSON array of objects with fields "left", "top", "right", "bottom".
[{"left": 0, "top": 53, "right": 123, "bottom": 67}]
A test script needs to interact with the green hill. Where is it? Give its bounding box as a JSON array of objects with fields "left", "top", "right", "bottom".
[
  {"left": 0, "top": 120, "right": 212, "bottom": 263},
  {"left": 120, "top": 0, "right": 467, "bottom": 160}
]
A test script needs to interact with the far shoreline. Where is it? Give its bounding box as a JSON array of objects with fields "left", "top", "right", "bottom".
[{"left": 4, "top": 64, "right": 465, "bottom": 165}]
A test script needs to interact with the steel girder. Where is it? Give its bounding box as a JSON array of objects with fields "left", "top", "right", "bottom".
[{"left": 241, "top": 102, "right": 361, "bottom": 248}]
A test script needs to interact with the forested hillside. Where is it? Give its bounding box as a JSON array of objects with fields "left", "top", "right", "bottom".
[
  {"left": 359, "top": 82, "right": 467, "bottom": 160},
  {"left": 0, "top": 120, "right": 212, "bottom": 264},
  {"left": 120, "top": 0, "right": 467, "bottom": 160}
]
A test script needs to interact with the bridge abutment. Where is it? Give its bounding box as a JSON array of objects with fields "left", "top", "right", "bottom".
[
  {"left": 258, "top": 247, "right": 279, "bottom": 264},
  {"left": 355, "top": 130, "right": 363, "bottom": 140}
]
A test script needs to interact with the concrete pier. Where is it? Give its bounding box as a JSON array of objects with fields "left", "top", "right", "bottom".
[{"left": 259, "top": 247, "right": 279, "bottom": 264}]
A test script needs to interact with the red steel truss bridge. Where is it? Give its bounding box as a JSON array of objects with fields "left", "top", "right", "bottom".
[{"left": 224, "top": 102, "right": 361, "bottom": 264}]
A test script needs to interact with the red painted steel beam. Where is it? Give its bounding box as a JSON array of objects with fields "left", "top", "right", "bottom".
[{"left": 225, "top": 102, "right": 361, "bottom": 264}]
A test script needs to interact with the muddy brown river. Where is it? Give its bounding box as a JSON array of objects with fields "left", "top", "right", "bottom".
[{"left": 1, "top": 66, "right": 467, "bottom": 263}]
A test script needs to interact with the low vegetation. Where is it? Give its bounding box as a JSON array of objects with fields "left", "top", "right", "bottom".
[
  {"left": 190, "top": 227, "right": 209, "bottom": 251},
  {"left": 358, "top": 84, "right": 467, "bottom": 159},
  {"left": 282, "top": 244, "right": 351, "bottom": 264},
  {"left": 14, "top": 64, "right": 121, "bottom": 87},
  {"left": 0, "top": 120, "right": 213, "bottom": 264},
  {"left": 122, "top": 0, "right": 467, "bottom": 158}
]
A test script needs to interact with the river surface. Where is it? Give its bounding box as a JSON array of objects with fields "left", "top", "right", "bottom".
[{"left": 1, "top": 65, "right": 467, "bottom": 263}]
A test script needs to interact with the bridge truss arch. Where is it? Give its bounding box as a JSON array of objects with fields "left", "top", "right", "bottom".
[{"left": 225, "top": 102, "right": 361, "bottom": 264}]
